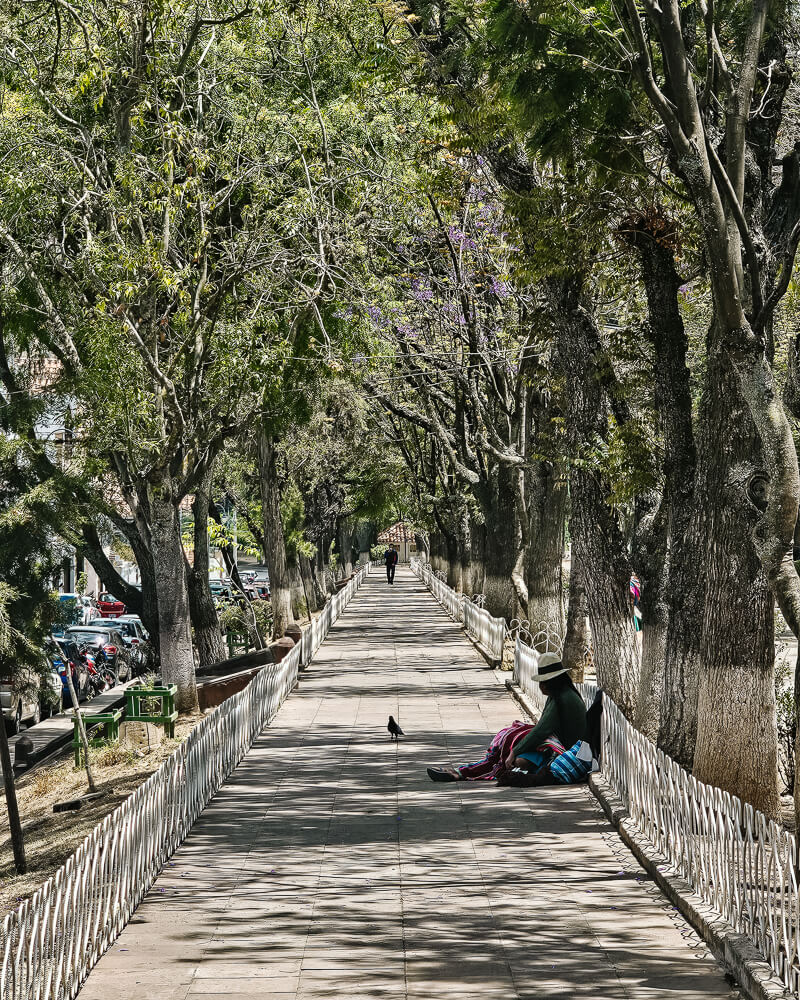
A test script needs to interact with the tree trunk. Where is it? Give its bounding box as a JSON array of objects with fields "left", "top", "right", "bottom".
[
  {"left": 149, "top": 476, "right": 198, "bottom": 713},
  {"left": 208, "top": 499, "right": 247, "bottom": 591},
  {"left": 562, "top": 547, "right": 590, "bottom": 682},
  {"left": 524, "top": 460, "right": 567, "bottom": 631},
  {"left": 794, "top": 646, "right": 800, "bottom": 837},
  {"left": 300, "top": 553, "right": 320, "bottom": 613},
  {"left": 477, "top": 464, "right": 521, "bottom": 621},
  {"left": 633, "top": 498, "right": 668, "bottom": 742},
  {"left": 0, "top": 711, "right": 25, "bottom": 873},
  {"left": 627, "top": 219, "right": 702, "bottom": 763},
  {"left": 188, "top": 471, "right": 226, "bottom": 668},
  {"left": 458, "top": 507, "right": 472, "bottom": 595},
  {"left": 289, "top": 562, "right": 308, "bottom": 620},
  {"left": 470, "top": 520, "right": 486, "bottom": 596},
  {"left": 693, "top": 346, "right": 781, "bottom": 818},
  {"left": 445, "top": 527, "right": 461, "bottom": 592},
  {"left": 313, "top": 541, "right": 330, "bottom": 599},
  {"left": 336, "top": 518, "right": 354, "bottom": 578},
  {"left": 257, "top": 432, "right": 293, "bottom": 640},
  {"left": 549, "top": 277, "right": 640, "bottom": 715}
]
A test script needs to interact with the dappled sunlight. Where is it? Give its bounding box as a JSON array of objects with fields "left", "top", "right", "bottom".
[{"left": 77, "top": 570, "right": 738, "bottom": 1000}]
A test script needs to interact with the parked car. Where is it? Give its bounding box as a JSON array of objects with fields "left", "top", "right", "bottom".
[
  {"left": 64, "top": 625, "right": 132, "bottom": 681},
  {"left": 116, "top": 613, "right": 149, "bottom": 638},
  {"left": 210, "top": 581, "right": 235, "bottom": 607},
  {"left": 1, "top": 657, "right": 61, "bottom": 734},
  {"left": 86, "top": 618, "right": 149, "bottom": 669},
  {"left": 96, "top": 592, "right": 126, "bottom": 618},
  {"left": 47, "top": 637, "right": 90, "bottom": 706},
  {"left": 55, "top": 593, "right": 98, "bottom": 633}
]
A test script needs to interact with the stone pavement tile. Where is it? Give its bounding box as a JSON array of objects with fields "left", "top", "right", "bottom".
[
  {"left": 188, "top": 975, "right": 301, "bottom": 993},
  {"left": 79, "top": 984, "right": 191, "bottom": 1000},
  {"left": 188, "top": 995, "right": 296, "bottom": 1000},
  {"left": 193, "top": 959, "right": 303, "bottom": 977},
  {"left": 405, "top": 990, "right": 514, "bottom": 999}
]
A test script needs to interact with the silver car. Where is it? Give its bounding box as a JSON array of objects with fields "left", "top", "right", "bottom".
[{"left": 1, "top": 659, "right": 61, "bottom": 734}]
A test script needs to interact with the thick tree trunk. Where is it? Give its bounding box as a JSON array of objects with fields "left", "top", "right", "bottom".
[
  {"left": 336, "top": 518, "right": 354, "bottom": 578},
  {"left": 795, "top": 648, "right": 800, "bottom": 837},
  {"left": 458, "top": 507, "right": 472, "bottom": 595},
  {"left": 429, "top": 530, "right": 445, "bottom": 576},
  {"left": 0, "top": 710, "right": 25, "bottom": 873},
  {"left": 149, "top": 476, "right": 197, "bottom": 713},
  {"left": 628, "top": 221, "right": 702, "bottom": 763},
  {"left": 562, "top": 547, "right": 590, "bottom": 682},
  {"left": 658, "top": 470, "right": 706, "bottom": 766},
  {"left": 188, "top": 471, "right": 226, "bottom": 668},
  {"left": 633, "top": 498, "right": 668, "bottom": 742},
  {"left": 289, "top": 562, "right": 308, "bottom": 620},
  {"left": 313, "top": 541, "right": 330, "bottom": 599},
  {"left": 524, "top": 461, "right": 566, "bottom": 631},
  {"left": 550, "top": 277, "right": 639, "bottom": 715},
  {"left": 693, "top": 348, "right": 781, "bottom": 818},
  {"left": 257, "top": 432, "right": 293, "bottom": 639},
  {"left": 470, "top": 520, "right": 486, "bottom": 596},
  {"left": 477, "top": 464, "right": 521, "bottom": 621},
  {"left": 299, "top": 553, "right": 320, "bottom": 613},
  {"left": 445, "top": 528, "right": 461, "bottom": 592}
]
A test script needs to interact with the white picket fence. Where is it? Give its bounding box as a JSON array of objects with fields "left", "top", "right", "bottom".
[
  {"left": 517, "top": 636, "right": 800, "bottom": 993},
  {"left": 410, "top": 558, "right": 505, "bottom": 662},
  {"left": 0, "top": 565, "right": 369, "bottom": 1000},
  {"left": 415, "top": 560, "right": 800, "bottom": 995}
]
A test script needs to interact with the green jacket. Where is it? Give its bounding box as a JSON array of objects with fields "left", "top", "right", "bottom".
[{"left": 514, "top": 686, "right": 587, "bottom": 758}]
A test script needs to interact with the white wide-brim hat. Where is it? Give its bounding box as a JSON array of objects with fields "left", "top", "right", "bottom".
[{"left": 530, "top": 651, "right": 569, "bottom": 681}]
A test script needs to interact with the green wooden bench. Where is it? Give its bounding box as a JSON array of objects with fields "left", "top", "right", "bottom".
[
  {"left": 226, "top": 632, "right": 251, "bottom": 657},
  {"left": 72, "top": 708, "right": 123, "bottom": 766},
  {"left": 124, "top": 683, "right": 178, "bottom": 737}
]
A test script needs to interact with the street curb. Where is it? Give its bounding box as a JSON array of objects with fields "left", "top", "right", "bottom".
[{"left": 505, "top": 678, "right": 791, "bottom": 1000}]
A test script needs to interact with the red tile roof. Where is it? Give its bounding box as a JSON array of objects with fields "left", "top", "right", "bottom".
[{"left": 377, "top": 521, "right": 415, "bottom": 543}]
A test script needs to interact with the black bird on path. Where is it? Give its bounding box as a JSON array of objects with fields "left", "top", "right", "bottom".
[{"left": 388, "top": 716, "right": 404, "bottom": 740}]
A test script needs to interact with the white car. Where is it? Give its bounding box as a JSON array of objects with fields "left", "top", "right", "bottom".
[
  {"left": 58, "top": 593, "right": 98, "bottom": 625},
  {"left": 1, "top": 659, "right": 61, "bottom": 735},
  {"left": 116, "top": 614, "right": 149, "bottom": 639}
]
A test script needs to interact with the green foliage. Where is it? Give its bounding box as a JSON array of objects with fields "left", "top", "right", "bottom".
[
  {"left": 605, "top": 417, "right": 659, "bottom": 508},
  {"left": 0, "top": 438, "right": 70, "bottom": 695},
  {"left": 218, "top": 599, "right": 273, "bottom": 647},
  {"left": 281, "top": 483, "right": 316, "bottom": 567}
]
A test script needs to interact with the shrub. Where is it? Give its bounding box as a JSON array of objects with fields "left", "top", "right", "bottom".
[{"left": 218, "top": 599, "right": 273, "bottom": 646}]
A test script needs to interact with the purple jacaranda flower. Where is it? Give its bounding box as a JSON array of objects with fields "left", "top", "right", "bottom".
[{"left": 490, "top": 276, "right": 510, "bottom": 299}]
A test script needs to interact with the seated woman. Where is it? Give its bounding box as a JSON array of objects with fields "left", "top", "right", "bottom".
[{"left": 427, "top": 654, "right": 590, "bottom": 785}]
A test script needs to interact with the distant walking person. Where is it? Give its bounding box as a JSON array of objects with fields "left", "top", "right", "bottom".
[{"left": 385, "top": 545, "right": 398, "bottom": 584}]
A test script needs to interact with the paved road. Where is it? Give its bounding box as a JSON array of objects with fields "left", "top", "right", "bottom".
[{"left": 78, "top": 568, "right": 738, "bottom": 1000}]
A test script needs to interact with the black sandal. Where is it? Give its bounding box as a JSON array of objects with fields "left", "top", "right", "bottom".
[{"left": 427, "top": 767, "right": 459, "bottom": 782}]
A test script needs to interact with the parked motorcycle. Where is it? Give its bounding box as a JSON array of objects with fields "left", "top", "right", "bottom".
[{"left": 81, "top": 645, "right": 117, "bottom": 694}]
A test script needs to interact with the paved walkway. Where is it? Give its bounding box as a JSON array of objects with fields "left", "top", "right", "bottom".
[{"left": 78, "top": 568, "right": 739, "bottom": 1000}]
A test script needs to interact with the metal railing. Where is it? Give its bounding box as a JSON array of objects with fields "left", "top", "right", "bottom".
[
  {"left": 0, "top": 565, "right": 369, "bottom": 1000},
  {"left": 513, "top": 620, "right": 799, "bottom": 994},
  {"left": 601, "top": 695, "right": 799, "bottom": 994},
  {"left": 409, "top": 558, "right": 507, "bottom": 669}
]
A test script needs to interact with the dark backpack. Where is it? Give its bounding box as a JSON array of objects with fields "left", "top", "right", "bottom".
[{"left": 586, "top": 689, "right": 604, "bottom": 762}]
